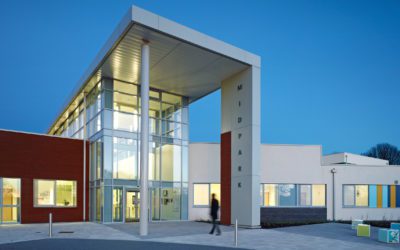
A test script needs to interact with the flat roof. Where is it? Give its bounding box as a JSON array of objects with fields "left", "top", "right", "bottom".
[{"left": 48, "top": 5, "right": 261, "bottom": 134}]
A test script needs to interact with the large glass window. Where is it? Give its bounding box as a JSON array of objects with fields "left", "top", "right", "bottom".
[
  {"left": 210, "top": 184, "right": 221, "bottom": 201},
  {"left": 113, "top": 187, "right": 123, "bottom": 222},
  {"left": 193, "top": 183, "right": 221, "bottom": 207},
  {"left": 1, "top": 178, "right": 21, "bottom": 223},
  {"left": 161, "top": 187, "right": 181, "bottom": 220},
  {"left": 343, "top": 184, "right": 369, "bottom": 207},
  {"left": 96, "top": 187, "right": 102, "bottom": 222},
  {"left": 264, "top": 184, "right": 277, "bottom": 207},
  {"left": 35, "top": 180, "right": 55, "bottom": 206},
  {"left": 34, "top": 180, "right": 77, "bottom": 207},
  {"left": 312, "top": 185, "right": 326, "bottom": 206},
  {"left": 278, "top": 184, "right": 297, "bottom": 207},
  {"left": 299, "top": 185, "right": 311, "bottom": 206},
  {"left": 113, "top": 137, "right": 137, "bottom": 180},
  {"left": 56, "top": 181, "right": 77, "bottom": 207},
  {"left": 343, "top": 185, "right": 355, "bottom": 207},
  {"left": 261, "top": 183, "right": 325, "bottom": 207},
  {"left": 161, "top": 144, "right": 181, "bottom": 182},
  {"left": 3, "top": 178, "right": 20, "bottom": 206},
  {"left": 193, "top": 184, "right": 209, "bottom": 206},
  {"left": 356, "top": 185, "right": 369, "bottom": 207},
  {"left": 114, "top": 80, "right": 137, "bottom": 95},
  {"left": 149, "top": 142, "right": 161, "bottom": 181}
]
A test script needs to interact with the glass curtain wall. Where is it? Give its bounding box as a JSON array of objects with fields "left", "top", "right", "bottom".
[
  {"left": 53, "top": 78, "right": 188, "bottom": 223},
  {"left": 75, "top": 78, "right": 189, "bottom": 223}
]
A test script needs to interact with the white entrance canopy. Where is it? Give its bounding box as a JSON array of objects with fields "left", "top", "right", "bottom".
[{"left": 50, "top": 6, "right": 260, "bottom": 132}]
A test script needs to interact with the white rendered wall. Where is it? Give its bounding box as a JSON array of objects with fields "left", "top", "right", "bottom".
[
  {"left": 322, "top": 153, "right": 389, "bottom": 166},
  {"left": 221, "top": 66, "right": 261, "bottom": 227},
  {"left": 323, "top": 165, "right": 400, "bottom": 221},
  {"left": 188, "top": 143, "right": 221, "bottom": 221},
  {"left": 260, "top": 144, "right": 324, "bottom": 184},
  {"left": 188, "top": 143, "right": 400, "bottom": 222}
]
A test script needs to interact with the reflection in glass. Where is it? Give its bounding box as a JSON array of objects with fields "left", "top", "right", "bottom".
[
  {"left": 161, "top": 187, "right": 181, "bottom": 220},
  {"left": 312, "top": 185, "right": 325, "bottom": 206},
  {"left": 151, "top": 188, "right": 160, "bottom": 220},
  {"left": 161, "top": 144, "right": 181, "bottom": 182},
  {"left": 113, "top": 137, "right": 137, "bottom": 180},
  {"left": 114, "top": 112, "right": 139, "bottom": 132},
  {"left": 278, "top": 184, "right": 296, "bottom": 206},
  {"left": 96, "top": 187, "right": 102, "bottom": 222},
  {"left": 344, "top": 185, "right": 355, "bottom": 206},
  {"left": 299, "top": 185, "right": 311, "bottom": 206},
  {"left": 56, "top": 181, "right": 77, "bottom": 207},
  {"left": 193, "top": 184, "right": 209, "bottom": 206},
  {"left": 356, "top": 185, "right": 369, "bottom": 207},
  {"left": 35, "top": 180, "right": 55, "bottom": 206},
  {"left": 210, "top": 184, "right": 220, "bottom": 201},
  {"left": 149, "top": 142, "right": 160, "bottom": 181},
  {"left": 113, "top": 188, "right": 123, "bottom": 222},
  {"left": 264, "top": 184, "right": 277, "bottom": 206},
  {"left": 2, "top": 207, "right": 19, "bottom": 223},
  {"left": 2, "top": 178, "right": 20, "bottom": 205}
]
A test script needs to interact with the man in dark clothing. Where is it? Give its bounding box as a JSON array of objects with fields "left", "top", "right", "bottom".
[{"left": 209, "top": 193, "right": 221, "bottom": 235}]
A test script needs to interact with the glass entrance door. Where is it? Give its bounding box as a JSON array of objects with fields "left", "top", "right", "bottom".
[{"left": 125, "top": 190, "right": 140, "bottom": 222}]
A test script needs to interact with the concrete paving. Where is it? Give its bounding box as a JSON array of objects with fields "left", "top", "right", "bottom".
[
  {"left": 1, "top": 222, "right": 399, "bottom": 249},
  {"left": 0, "top": 239, "right": 245, "bottom": 250},
  {"left": 0, "top": 222, "right": 138, "bottom": 244}
]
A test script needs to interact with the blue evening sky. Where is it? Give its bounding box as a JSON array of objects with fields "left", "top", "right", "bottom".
[{"left": 0, "top": 0, "right": 399, "bottom": 154}]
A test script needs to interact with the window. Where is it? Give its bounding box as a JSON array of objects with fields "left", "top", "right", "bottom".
[
  {"left": 278, "top": 184, "right": 297, "bottom": 207},
  {"left": 161, "top": 144, "right": 181, "bottom": 182},
  {"left": 264, "top": 184, "right": 277, "bottom": 207},
  {"left": 56, "top": 181, "right": 76, "bottom": 207},
  {"left": 312, "top": 185, "right": 326, "bottom": 206},
  {"left": 193, "top": 184, "right": 209, "bottom": 206},
  {"left": 193, "top": 183, "right": 221, "bottom": 207},
  {"left": 343, "top": 184, "right": 369, "bottom": 207},
  {"left": 261, "top": 183, "right": 326, "bottom": 207},
  {"left": 113, "top": 137, "right": 137, "bottom": 180},
  {"left": 1, "top": 178, "right": 21, "bottom": 223},
  {"left": 210, "top": 184, "right": 221, "bottom": 201},
  {"left": 356, "top": 185, "right": 368, "bottom": 207},
  {"left": 299, "top": 185, "right": 311, "bottom": 206},
  {"left": 343, "top": 185, "right": 355, "bottom": 207},
  {"left": 34, "top": 180, "right": 77, "bottom": 207}
]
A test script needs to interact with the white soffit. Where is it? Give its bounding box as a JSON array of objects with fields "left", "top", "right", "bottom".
[{"left": 49, "top": 5, "right": 260, "bottom": 132}]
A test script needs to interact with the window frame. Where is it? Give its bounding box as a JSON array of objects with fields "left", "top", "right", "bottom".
[
  {"left": 33, "top": 179, "right": 77, "bottom": 208},
  {"left": 192, "top": 183, "right": 220, "bottom": 208},
  {"left": 0, "top": 178, "right": 21, "bottom": 224},
  {"left": 342, "top": 184, "right": 369, "bottom": 208},
  {"left": 260, "top": 183, "right": 326, "bottom": 208}
]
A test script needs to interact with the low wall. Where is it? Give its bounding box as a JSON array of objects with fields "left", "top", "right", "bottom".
[{"left": 261, "top": 207, "right": 327, "bottom": 224}]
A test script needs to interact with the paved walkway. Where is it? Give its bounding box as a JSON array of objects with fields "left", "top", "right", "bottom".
[
  {"left": 0, "top": 222, "right": 137, "bottom": 244},
  {"left": 0, "top": 239, "right": 245, "bottom": 250},
  {"left": 1, "top": 222, "right": 398, "bottom": 249}
]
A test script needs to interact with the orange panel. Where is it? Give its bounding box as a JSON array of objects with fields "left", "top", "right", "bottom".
[
  {"left": 377, "top": 185, "right": 382, "bottom": 208},
  {"left": 391, "top": 185, "right": 396, "bottom": 208}
]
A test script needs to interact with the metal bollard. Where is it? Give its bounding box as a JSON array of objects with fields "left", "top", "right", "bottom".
[
  {"left": 49, "top": 213, "right": 53, "bottom": 237},
  {"left": 234, "top": 219, "right": 238, "bottom": 247}
]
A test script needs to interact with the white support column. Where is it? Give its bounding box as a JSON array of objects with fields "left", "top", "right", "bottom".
[
  {"left": 139, "top": 41, "right": 150, "bottom": 236},
  {"left": 83, "top": 92, "right": 87, "bottom": 222}
]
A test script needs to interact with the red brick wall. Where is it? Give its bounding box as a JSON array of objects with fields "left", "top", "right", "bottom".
[
  {"left": 0, "top": 130, "right": 89, "bottom": 223},
  {"left": 220, "top": 132, "right": 231, "bottom": 225}
]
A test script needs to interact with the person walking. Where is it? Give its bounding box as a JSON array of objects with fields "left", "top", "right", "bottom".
[{"left": 209, "top": 193, "right": 221, "bottom": 235}]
